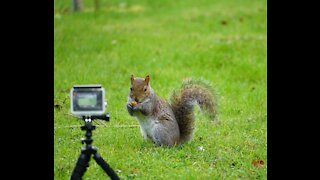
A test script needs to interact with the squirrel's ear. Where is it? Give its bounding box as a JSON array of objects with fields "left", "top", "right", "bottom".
[
  {"left": 130, "top": 75, "right": 134, "bottom": 84},
  {"left": 145, "top": 75, "right": 150, "bottom": 85}
]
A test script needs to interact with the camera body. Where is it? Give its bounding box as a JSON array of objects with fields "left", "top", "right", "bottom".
[{"left": 70, "top": 85, "right": 106, "bottom": 116}]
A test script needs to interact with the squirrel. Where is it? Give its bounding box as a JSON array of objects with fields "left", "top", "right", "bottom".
[{"left": 126, "top": 75, "right": 218, "bottom": 147}]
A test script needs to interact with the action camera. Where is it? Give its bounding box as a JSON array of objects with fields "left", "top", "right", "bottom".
[{"left": 70, "top": 84, "right": 106, "bottom": 116}]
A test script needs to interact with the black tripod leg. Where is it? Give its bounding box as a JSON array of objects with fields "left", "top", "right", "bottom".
[
  {"left": 93, "top": 151, "right": 120, "bottom": 180},
  {"left": 70, "top": 151, "right": 91, "bottom": 180}
]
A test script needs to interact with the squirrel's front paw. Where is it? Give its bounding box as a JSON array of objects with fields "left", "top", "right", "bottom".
[{"left": 126, "top": 103, "right": 134, "bottom": 116}]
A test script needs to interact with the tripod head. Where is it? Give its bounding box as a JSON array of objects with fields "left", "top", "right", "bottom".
[
  {"left": 80, "top": 113, "right": 110, "bottom": 145},
  {"left": 82, "top": 113, "right": 110, "bottom": 122}
]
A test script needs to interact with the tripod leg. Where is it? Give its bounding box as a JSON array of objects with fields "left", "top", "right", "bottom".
[
  {"left": 93, "top": 150, "right": 120, "bottom": 180},
  {"left": 70, "top": 151, "right": 91, "bottom": 180}
]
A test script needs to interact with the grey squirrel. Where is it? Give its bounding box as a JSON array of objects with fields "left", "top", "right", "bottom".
[{"left": 126, "top": 75, "right": 218, "bottom": 147}]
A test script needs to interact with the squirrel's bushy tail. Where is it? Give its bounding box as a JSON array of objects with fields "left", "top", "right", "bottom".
[{"left": 170, "top": 78, "right": 218, "bottom": 144}]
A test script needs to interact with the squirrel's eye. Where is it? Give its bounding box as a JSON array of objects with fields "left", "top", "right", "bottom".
[
  {"left": 144, "top": 88, "right": 147, "bottom": 92},
  {"left": 130, "top": 87, "right": 133, "bottom": 91}
]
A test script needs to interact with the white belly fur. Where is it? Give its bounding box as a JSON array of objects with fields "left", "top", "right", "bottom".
[{"left": 136, "top": 115, "right": 157, "bottom": 140}]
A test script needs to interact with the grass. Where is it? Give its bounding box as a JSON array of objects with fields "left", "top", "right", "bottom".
[{"left": 54, "top": 0, "right": 266, "bottom": 179}]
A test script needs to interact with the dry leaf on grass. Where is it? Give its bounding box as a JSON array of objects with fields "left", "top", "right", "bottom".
[{"left": 252, "top": 160, "right": 264, "bottom": 167}]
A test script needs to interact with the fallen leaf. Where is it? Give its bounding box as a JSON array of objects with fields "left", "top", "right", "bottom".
[{"left": 252, "top": 160, "right": 264, "bottom": 167}]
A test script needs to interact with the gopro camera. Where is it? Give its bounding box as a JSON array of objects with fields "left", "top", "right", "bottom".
[{"left": 70, "top": 85, "right": 106, "bottom": 116}]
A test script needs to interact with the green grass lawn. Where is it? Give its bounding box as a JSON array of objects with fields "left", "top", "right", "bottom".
[{"left": 54, "top": 0, "right": 266, "bottom": 179}]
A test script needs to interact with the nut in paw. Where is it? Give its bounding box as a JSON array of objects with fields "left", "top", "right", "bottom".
[{"left": 131, "top": 101, "right": 138, "bottom": 107}]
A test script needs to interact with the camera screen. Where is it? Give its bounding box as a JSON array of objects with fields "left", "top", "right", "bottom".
[
  {"left": 73, "top": 91, "right": 103, "bottom": 111},
  {"left": 77, "top": 94, "right": 97, "bottom": 107}
]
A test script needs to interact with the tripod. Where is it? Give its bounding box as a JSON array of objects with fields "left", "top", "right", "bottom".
[{"left": 70, "top": 114, "right": 119, "bottom": 180}]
